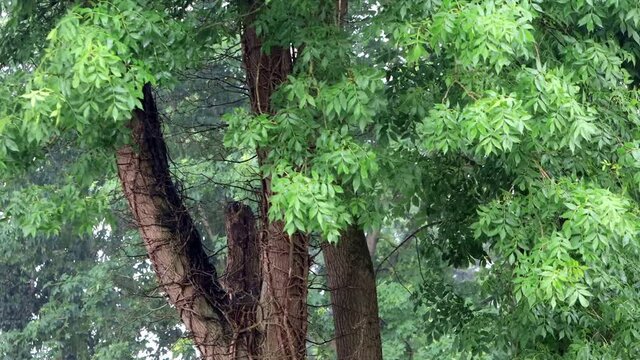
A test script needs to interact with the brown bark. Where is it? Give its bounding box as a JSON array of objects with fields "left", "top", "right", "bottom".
[
  {"left": 241, "top": 11, "right": 309, "bottom": 360},
  {"left": 241, "top": 26, "right": 291, "bottom": 115},
  {"left": 259, "top": 223, "right": 309, "bottom": 359},
  {"left": 116, "top": 84, "right": 232, "bottom": 358},
  {"left": 222, "top": 202, "right": 262, "bottom": 358},
  {"left": 117, "top": 85, "right": 266, "bottom": 359},
  {"left": 322, "top": 1, "right": 384, "bottom": 358},
  {"left": 323, "top": 226, "right": 383, "bottom": 360}
]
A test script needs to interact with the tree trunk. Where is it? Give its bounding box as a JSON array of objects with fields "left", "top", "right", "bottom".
[
  {"left": 323, "top": 226, "right": 383, "bottom": 360},
  {"left": 322, "top": 1, "right": 384, "bottom": 358},
  {"left": 366, "top": 228, "right": 380, "bottom": 258},
  {"left": 222, "top": 201, "right": 262, "bottom": 358},
  {"left": 259, "top": 222, "right": 309, "bottom": 359},
  {"left": 116, "top": 84, "right": 232, "bottom": 358},
  {"left": 241, "top": 14, "right": 309, "bottom": 359}
]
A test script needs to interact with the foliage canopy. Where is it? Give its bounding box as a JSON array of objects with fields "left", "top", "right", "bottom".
[{"left": 1, "top": 0, "right": 640, "bottom": 358}]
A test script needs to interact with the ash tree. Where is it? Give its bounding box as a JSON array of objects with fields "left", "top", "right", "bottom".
[{"left": 2, "top": 0, "right": 640, "bottom": 359}]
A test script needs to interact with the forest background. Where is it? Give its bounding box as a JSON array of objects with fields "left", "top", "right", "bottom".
[{"left": 1, "top": 0, "right": 640, "bottom": 359}]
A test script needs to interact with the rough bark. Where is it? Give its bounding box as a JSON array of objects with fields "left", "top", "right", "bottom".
[
  {"left": 116, "top": 84, "right": 232, "bottom": 358},
  {"left": 321, "top": 0, "right": 384, "bottom": 358},
  {"left": 221, "top": 202, "right": 262, "bottom": 358},
  {"left": 323, "top": 226, "right": 383, "bottom": 360},
  {"left": 259, "top": 223, "right": 309, "bottom": 359},
  {"left": 241, "top": 27, "right": 291, "bottom": 115},
  {"left": 241, "top": 12, "right": 309, "bottom": 360}
]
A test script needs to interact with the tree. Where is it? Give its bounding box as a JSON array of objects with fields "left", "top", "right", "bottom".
[
  {"left": 238, "top": 2, "right": 309, "bottom": 357},
  {"left": 234, "top": 1, "right": 384, "bottom": 358},
  {"left": 319, "top": 1, "right": 383, "bottom": 358},
  {"left": 3, "top": 0, "right": 640, "bottom": 359},
  {"left": 1, "top": 1, "right": 258, "bottom": 357},
  {"left": 370, "top": 0, "right": 640, "bottom": 357}
]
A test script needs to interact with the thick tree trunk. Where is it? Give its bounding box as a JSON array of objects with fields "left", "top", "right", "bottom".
[
  {"left": 323, "top": 226, "right": 383, "bottom": 360},
  {"left": 116, "top": 84, "right": 232, "bottom": 358},
  {"left": 322, "top": 1, "right": 384, "bottom": 358},
  {"left": 241, "top": 18, "right": 309, "bottom": 359},
  {"left": 259, "top": 222, "right": 309, "bottom": 359}
]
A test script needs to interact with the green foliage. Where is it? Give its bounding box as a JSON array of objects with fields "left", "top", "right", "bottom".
[
  {"left": 373, "top": 0, "right": 640, "bottom": 356},
  {"left": 418, "top": 92, "right": 532, "bottom": 156},
  {"left": 14, "top": 0, "right": 192, "bottom": 149},
  {"left": 469, "top": 181, "right": 640, "bottom": 356},
  {"left": 1, "top": 2, "right": 236, "bottom": 358},
  {"left": 4, "top": 0, "right": 640, "bottom": 358},
  {"left": 224, "top": 66, "right": 387, "bottom": 241}
]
